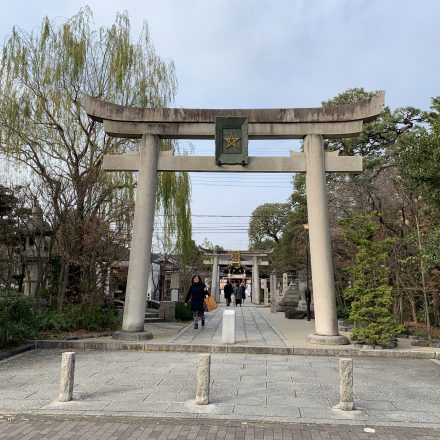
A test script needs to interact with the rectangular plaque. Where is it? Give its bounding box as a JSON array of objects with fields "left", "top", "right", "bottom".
[
  {"left": 231, "top": 250, "right": 240, "bottom": 267},
  {"left": 215, "top": 116, "right": 248, "bottom": 165}
]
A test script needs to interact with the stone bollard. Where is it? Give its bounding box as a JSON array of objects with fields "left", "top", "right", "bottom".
[
  {"left": 195, "top": 353, "right": 211, "bottom": 405},
  {"left": 58, "top": 352, "right": 75, "bottom": 402},
  {"left": 338, "top": 358, "right": 353, "bottom": 410},
  {"left": 263, "top": 288, "right": 269, "bottom": 306},
  {"left": 270, "top": 272, "right": 278, "bottom": 313},
  {"left": 222, "top": 309, "right": 236, "bottom": 344}
]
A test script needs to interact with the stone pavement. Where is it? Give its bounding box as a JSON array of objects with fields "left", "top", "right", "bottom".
[
  {"left": 2, "top": 416, "right": 440, "bottom": 439},
  {"left": 1, "top": 349, "right": 440, "bottom": 430},
  {"left": 169, "top": 304, "right": 289, "bottom": 347}
]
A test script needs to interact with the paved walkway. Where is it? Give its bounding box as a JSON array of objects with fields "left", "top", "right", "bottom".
[
  {"left": 169, "top": 304, "right": 289, "bottom": 347},
  {"left": 2, "top": 416, "right": 440, "bottom": 439},
  {"left": 1, "top": 349, "right": 440, "bottom": 429}
]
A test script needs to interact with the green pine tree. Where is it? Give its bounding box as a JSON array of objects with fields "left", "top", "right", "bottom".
[{"left": 341, "top": 212, "right": 404, "bottom": 345}]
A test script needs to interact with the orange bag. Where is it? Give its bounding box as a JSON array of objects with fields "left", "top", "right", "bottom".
[{"left": 204, "top": 295, "right": 219, "bottom": 312}]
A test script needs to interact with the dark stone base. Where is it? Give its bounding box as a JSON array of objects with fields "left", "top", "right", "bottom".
[
  {"left": 353, "top": 338, "right": 398, "bottom": 349},
  {"left": 112, "top": 331, "right": 153, "bottom": 341},
  {"left": 307, "top": 334, "right": 350, "bottom": 345},
  {"left": 285, "top": 308, "right": 307, "bottom": 319},
  {"left": 411, "top": 340, "right": 429, "bottom": 347},
  {"left": 284, "top": 308, "right": 315, "bottom": 320}
]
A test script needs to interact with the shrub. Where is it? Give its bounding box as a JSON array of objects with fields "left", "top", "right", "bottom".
[
  {"left": 0, "top": 290, "right": 40, "bottom": 348},
  {"left": 39, "top": 303, "right": 121, "bottom": 333},
  {"left": 337, "top": 304, "right": 351, "bottom": 320},
  {"left": 341, "top": 213, "right": 405, "bottom": 346},
  {"left": 175, "top": 302, "right": 193, "bottom": 321}
]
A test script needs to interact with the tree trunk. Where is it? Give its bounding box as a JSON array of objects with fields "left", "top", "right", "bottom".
[
  {"left": 57, "top": 258, "right": 69, "bottom": 313},
  {"left": 406, "top": 291, "right": 418, "bottom": 324},
  {"left": 433, "top": 293, "right": 440, "bottom": 326}
]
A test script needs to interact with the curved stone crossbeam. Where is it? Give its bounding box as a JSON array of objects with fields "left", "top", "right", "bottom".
[{"left": 82, "top": 93, "right": 385, "bottom": 139}]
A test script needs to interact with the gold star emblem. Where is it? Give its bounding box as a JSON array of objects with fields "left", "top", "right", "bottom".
[{"left": 224, "top": 132, "right": 241, "bottom": 149}]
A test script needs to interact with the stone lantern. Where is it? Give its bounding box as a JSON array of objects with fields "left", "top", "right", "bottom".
[{"left": 22, "top": 205, "right": 51, "bottom": 297}]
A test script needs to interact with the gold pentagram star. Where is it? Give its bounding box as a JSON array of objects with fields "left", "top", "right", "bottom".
[{"left": 224, "top": 133, "right": 241, "bottom": 149}]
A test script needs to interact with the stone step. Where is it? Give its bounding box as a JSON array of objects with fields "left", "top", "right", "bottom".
[
  {"left": 145, "top": 312, "right": 159, "bottom": 318},
  {"left": 144, "top": 317, "right": 165, "bottom": 323}
]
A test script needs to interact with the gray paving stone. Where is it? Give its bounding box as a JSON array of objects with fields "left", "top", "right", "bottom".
[
  {"left": 391, "top": 399, "right": 440, "bottom": 412},
  {"left": 89, "top": 391, "right": 150, "bottom": 402},
  {"left": 299, "top": 407, "right": 370, "bottom": 421},
  {"left": 236, "top": 387, "right": 270, "bottom": 398},
  {"left": 266, "top": 373, "right": 294, "bottom": 382},
  {"left": 351, "top": 400, "right": 397, "bottom": 411},
  {"left": 266, "top": 396, "right": 330, "bottom": 407},
  {"left": 267, "top": 382, "right": 321, "bottom": 392},
  {"left": 366, "top": 410, "right": 440, "bottom": 424},
  {"left": 104, "top": 400, "right": 170, "bottom": 412},
  {"left": 239, "top": 376, "right": 267, "bottom": 383},
  {"left": 224, "top": 395, "right": 266, "bottom": 405},
  {"left": 239, "top": 368, "right": 267, "bottom": 376},
  {"left": 0, "top": 398, "right": 51, "bottom": 410},
  {"left": 294, "top": 389, "right": 337, "bottom": 399}
]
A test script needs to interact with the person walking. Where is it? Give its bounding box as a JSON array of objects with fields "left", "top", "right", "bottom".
[
  {"left": 240, "top": 282, "right": 246, "bottom": 304},
  {"left": 234, "top": 282, "right": 243, "bottom": 307},
  {"left": 223, "top": 279, "right": 233, "bottom": 307},
  {"left": 185, "top": 274, "right": 209, "bottom": 329}
]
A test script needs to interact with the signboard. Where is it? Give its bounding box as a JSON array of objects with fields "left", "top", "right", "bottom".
[
  {"left": 215, "top": 116, "right": 248, "bottom": 165},
  {"left": 171, "top": 289, "right": 179, "bottom": 302},
  {"left": 170, "top": 273, "right": 180, "bottom": 289},
  {"left": 231, "top": 250, "right": 240, "bottom": 267}
]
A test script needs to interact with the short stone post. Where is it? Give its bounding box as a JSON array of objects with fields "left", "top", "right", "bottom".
[
  {"left": 59, "top": 352, "right": 75, "bottom": 402},
  {"left": 338, "top": 358, "right": 353, "bottom": 410},
  {"left": 263, "top": 288, "right": 269, "bottom": 306},
  {"left": 270, "top": 272, "right": 277, "bottom": 313},
  {"left": 222, "top": 309, "right": 236, "bottom": 344},
  {"left": 195, "top": 354, "right": 211, "bottom": 405}
]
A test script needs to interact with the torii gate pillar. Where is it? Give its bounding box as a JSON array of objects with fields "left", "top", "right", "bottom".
[
  {"left": 304, "top": 134, "right": 348, "bottom": 344},
  {"left": 113, "top": 135, "right": 159, "bottom": 340},
  {"left": 211, "top": 254, "right": 220, "bottom": 302},
  {"left": 252, "top": 256, "right": 260, "bottom": 304}
]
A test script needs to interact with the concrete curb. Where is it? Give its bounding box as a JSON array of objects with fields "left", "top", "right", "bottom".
[
  {"left": 0, "top": 343, "right": 35, "bottom": 361},
  {"left": 34, "top": 340, "right": 295, "bottom": 355},
  {"left": 294, "top": 347, "right": 438, "bottom": 359},
  {"left": 2, "top": 411, "right": 440, "bottom": 431},
  {"left": 32, "top": 339, "right": 440, "bottom": 359}
]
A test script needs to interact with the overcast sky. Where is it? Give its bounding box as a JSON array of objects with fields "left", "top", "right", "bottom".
[{"left": 2, "top": 0, "right": 439, "bottom": 250}]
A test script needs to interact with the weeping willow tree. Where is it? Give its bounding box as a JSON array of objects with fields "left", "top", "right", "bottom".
[{"left": 0, "top": 7, "right": 192, "bottom": 310}]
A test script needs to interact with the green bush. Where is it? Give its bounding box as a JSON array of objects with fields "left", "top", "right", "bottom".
[
  {"left": 0, "top": 290, "right": 40, "bottom": 348},
  {"left": 337, "top": 304, "right": 351, "bottom": 320},
  {"left": 39, "top": 304, "right": 121, "bottom": 332},
  {"left": 341, "top": 213, "right": 405, "bottom": 346},
  {"left": 175, "top": 302, "right": 193, "bottom": 321}
]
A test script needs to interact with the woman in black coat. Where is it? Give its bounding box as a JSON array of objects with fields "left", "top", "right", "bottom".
[{"left": 185, "top": 274, "right": 209, "bottom": 329}]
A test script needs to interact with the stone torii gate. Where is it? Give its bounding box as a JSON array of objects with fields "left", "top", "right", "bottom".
[
  {"left": 202, "top": 250, "right": 270, "bottom": 304},
  {"left": 83, "top": 93, "right": 384, "bottom": 344}
]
